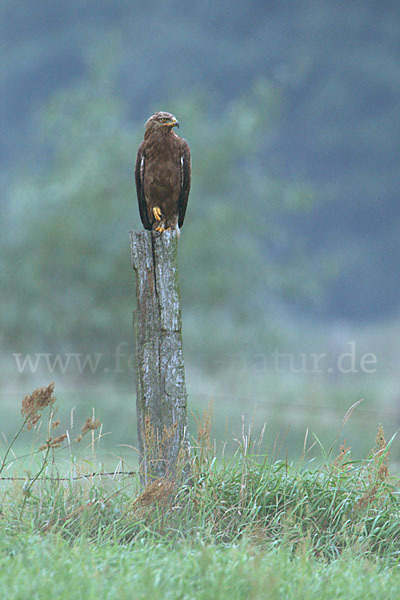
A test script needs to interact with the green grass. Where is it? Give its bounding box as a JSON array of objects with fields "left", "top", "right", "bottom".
[
  {"left": 1, "top": 385, "right": 400, "bottom": 599},
  {"left": 1, "top": 534, "right": 400, "bottom": 600},
  {"left": 1, "top": 450, "right": 400, "bottom": 600}
]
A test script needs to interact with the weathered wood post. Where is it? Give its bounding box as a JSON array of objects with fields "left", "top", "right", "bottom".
[{"left": 130, "top": 229, "right": 189, "bottom": 485}]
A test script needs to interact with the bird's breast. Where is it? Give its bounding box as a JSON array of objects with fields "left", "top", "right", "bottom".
[{"left": 144, "top": 137, "right": 181, "bottom": 199}]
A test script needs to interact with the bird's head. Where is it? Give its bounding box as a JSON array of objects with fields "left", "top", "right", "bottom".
[{"left": 145, "top": 111, "right": 180, "bottom": 134}]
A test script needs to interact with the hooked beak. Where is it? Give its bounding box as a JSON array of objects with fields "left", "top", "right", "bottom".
[{"left": 165, "top": 118, "right": 179, "bottom": 128}]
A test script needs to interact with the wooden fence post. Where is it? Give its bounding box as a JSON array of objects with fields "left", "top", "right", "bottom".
[{"left": 130, "top": 229, "right": 189, "bottom": 485}]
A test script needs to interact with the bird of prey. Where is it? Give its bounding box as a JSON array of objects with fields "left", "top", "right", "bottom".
[{"left": 135, "top": 111, "right": 191, "bottom": 233}]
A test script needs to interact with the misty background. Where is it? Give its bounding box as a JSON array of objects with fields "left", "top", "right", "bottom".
[{"left": 1, "top": 0, "right": 399, "bottom": 466}]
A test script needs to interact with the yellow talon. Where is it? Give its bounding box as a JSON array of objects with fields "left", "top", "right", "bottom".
[{"left": 153, "top": 206, "right": 162, "bottom": 221}]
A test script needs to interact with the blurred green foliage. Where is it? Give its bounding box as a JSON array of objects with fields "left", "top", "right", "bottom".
[
  {"left": 0, "top": 58, "right": 316, "bottom": 367},
  {"left": 1, "top": 1, "right": 400, "bottom": 321}
]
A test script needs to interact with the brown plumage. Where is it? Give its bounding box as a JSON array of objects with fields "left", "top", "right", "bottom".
[{"left": 135, "top": 111, "right": 191, "bottom": 233}]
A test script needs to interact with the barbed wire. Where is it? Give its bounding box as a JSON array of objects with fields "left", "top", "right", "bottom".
[
  {"left": 2, "top": 390, "right": 400, "bottom": 418},
  {"left": 0, "top": 470, "right": 137, "bottom": 482},
  {"left": 188, "top": 394, "right": 400, "bottom": 418}
]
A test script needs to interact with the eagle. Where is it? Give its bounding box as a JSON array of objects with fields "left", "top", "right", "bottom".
[{"left": 135, "top": 111, "right": 191, "bottom": 233}]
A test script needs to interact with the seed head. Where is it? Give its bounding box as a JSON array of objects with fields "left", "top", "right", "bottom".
[{"left": 21, "top": 383, "right": 56, "bottom": 430}]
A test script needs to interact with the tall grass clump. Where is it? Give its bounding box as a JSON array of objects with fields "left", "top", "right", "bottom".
[{"left": 0, "top": 384, "right": 399, "bottom": 562}]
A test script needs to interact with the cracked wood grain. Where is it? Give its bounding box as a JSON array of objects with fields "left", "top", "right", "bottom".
[{"left": 130, "top": 229, "right": 189, "bottom": 485}]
